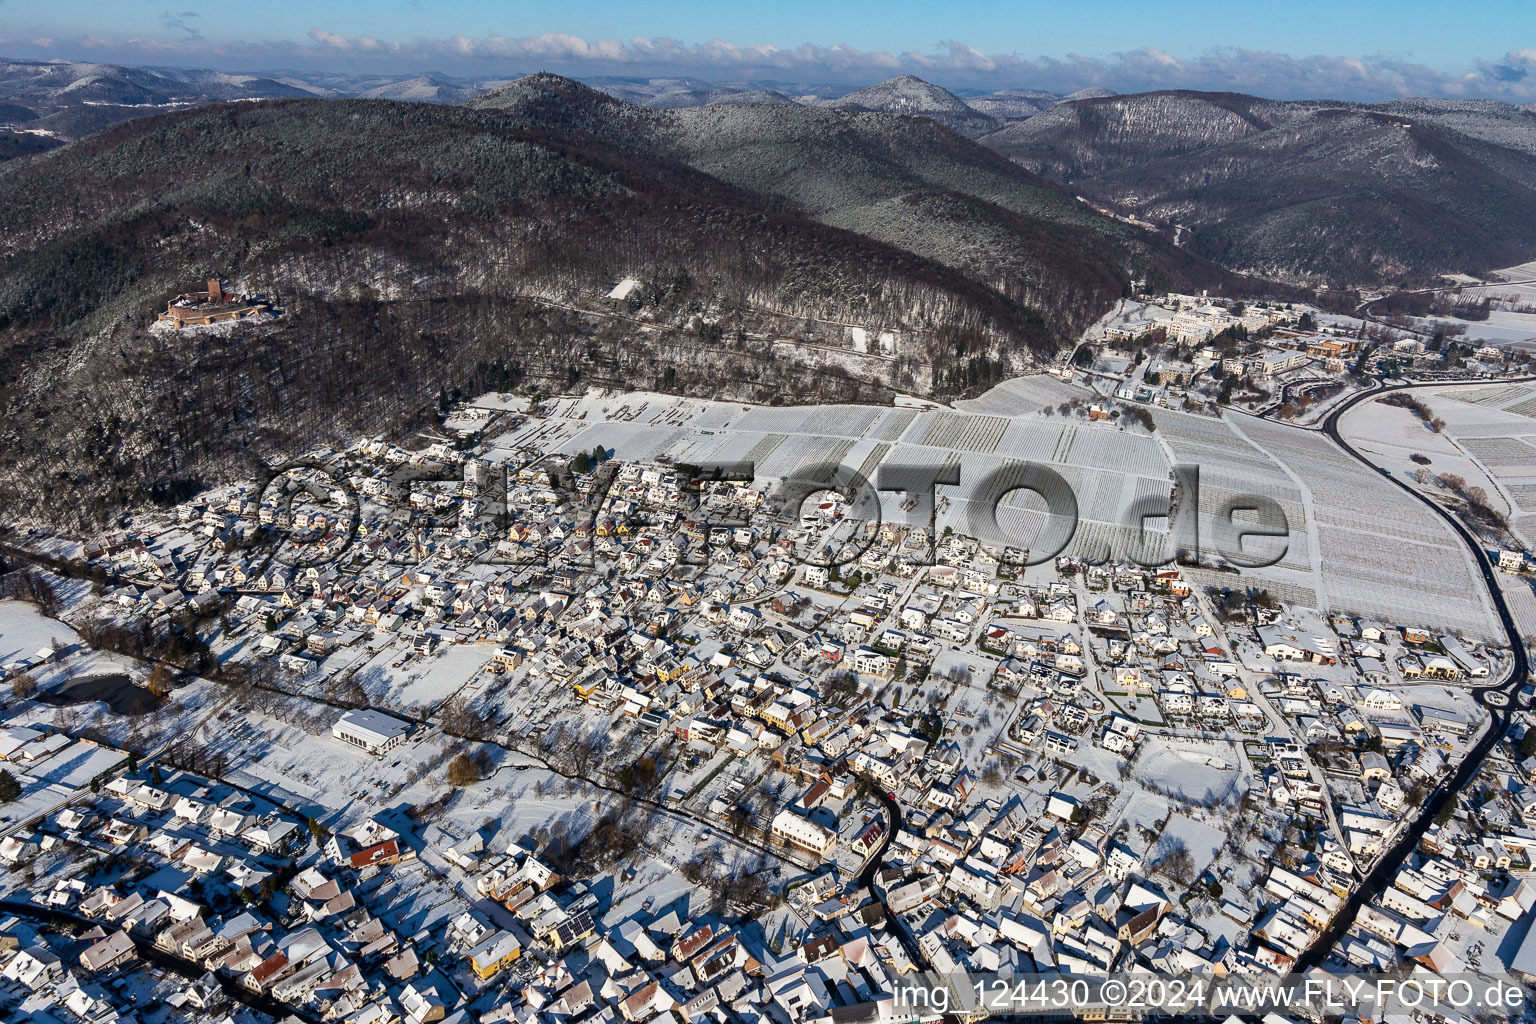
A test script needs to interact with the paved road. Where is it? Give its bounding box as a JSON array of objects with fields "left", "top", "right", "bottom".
[
  {"left": 858, "top": 788, "right": 934, "bottom": 974},
  {"left": 1291, "top": 379, "right": 1533, "bottom": 971}
]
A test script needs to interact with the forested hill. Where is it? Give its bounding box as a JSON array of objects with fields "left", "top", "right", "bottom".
[
  {"left": 982, "top": 91, "right": 1536, "bottom": 286},
  {"left": 0, "top": 87, "right": 1250, "bottom": 527}
]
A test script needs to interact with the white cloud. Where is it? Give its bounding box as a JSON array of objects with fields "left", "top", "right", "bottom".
[
  {"left": 16, "top": 28, "right": 1536, "bottom": 102},
  {"left": 271, "top": 33, "right": 1536, "bottom": 100}
]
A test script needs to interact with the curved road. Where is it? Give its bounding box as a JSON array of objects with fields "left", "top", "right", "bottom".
[
  {"left": 858, "top": 789, "right": 935, "bottom": 973},
  {"left": 1292, "top": 378, "right": 1533, "bottom": 971}
]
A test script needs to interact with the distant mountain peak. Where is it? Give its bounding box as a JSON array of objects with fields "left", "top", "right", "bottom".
[
  {"left": 469, "top": 71, "right": 612, "bottom": 108},
  {"left": 828, "top": 74, "right": 1001, "bottom": 139},
  {"left": 835, "top": 74, "right": 972, "bottom": 112}
]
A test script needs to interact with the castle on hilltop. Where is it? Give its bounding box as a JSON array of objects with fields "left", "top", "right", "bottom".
[{"left": 157, "top": 277, "right": 267, "bottom": 329}]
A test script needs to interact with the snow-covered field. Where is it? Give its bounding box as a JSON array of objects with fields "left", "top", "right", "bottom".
[
  {"left": 1343, "top": 381, "right": 1536, "bottom": 597},
  {"left": 1412, "top": 310, "right": 1536, "bottom": 347},
  {"left": 1247, "top": 410, "right": 1498, "bottom": 636},
  {"left": 0, "top": 600, "right": 78, "bottom": 666},
  {"left": 507, "top": 381, "right": 1505, "bottom": 636},
  {"left": 1134, "top": 737, "right": 1248, "bottom": 805}
]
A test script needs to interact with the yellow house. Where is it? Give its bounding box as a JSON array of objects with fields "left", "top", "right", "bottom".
[{"left": 468, "top": 932, "right": 522, "bottom": 981}]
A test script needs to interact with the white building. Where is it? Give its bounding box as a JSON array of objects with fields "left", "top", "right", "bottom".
[
  {"left": 331, "top": 709, "right": 411, "bottom": 756},
  {"left": 770, "top": 809, "right": 837, "bottom": 858}
]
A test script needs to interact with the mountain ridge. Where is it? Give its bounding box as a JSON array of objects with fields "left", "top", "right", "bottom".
[
  {"left": 981, "top": 89, "right": 1536, "bottom": 285},
  {"left": 0, "top": 85, "right": 1250, "bottom": 527}
]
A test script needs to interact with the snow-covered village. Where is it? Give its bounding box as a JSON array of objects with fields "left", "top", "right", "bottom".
[
  {"left": 8, "top": 0, "right": 1536, "bottom": 1012},
  {"left": 5, "top": 277, "right": 1536, "bottom": 1024}
]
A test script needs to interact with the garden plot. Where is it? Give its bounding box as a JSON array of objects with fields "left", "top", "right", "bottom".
[
  {"left": 551, "top": 422, "right": 690, "bottom": 463},
  {"left": 915, "top": 412, "right": 1011, "bottom": 453},
  {"left": 1114, "top": 788, "right": 1172, "bottom": 836},
  {"left": 1499, "top": 577, "right": 1536, "bottom": 643},
  {"left": 936, "top": 453, "right": 1173, "bottom": 563},
  {"left": 489, "top": 416, "right": 588, "bottom": 454},
  {"left": 956, "top": 373, "right": 1088, "bottom": 416},
  {"left": 1056, "top": 427, "right": 1168, "bottom": 479},
  {"left": 674, "top": 429, "right": 767, "bottom": 468},
  {"left": 512, "top": 382, "right": 1499, "bottom": 639},
  {"left": 1440, "top": 385, "right": 1533, "bottom": 407},
  {"left": 1486, "top": 261, "right": 1536, "bottom": 291},
  {"left": 1186, "top": 566, "right": 1318, "bottom": 610},
  {"left": 732, "top": 404, "right": 883, "bottom": 439},
  {"left": 1238, "top": 415, "right": 1496, "bottom": 635},
  {"left": 993, "top": 419, "right": 1069, "bottom": 463},
  {"left": 933, "top": 665, "right": 1010, "bottom": 766},
  {"left": 1317, "top": 530, "right": 1495, "bottom": 631},
  {"left": 853, "top": 441, "right": 893, "bottom": 484},
  {"left": 866, "top": 407, "right": 919, "bottom": 442},
  {"left": 1459, "top": 435, "right": 1536, "bottom": 465},
  {"left": 1162, "top": 430, "right": 1313, "bottom": 575},
  {"left": 677, "top": 400, "right": 745, "bottom": 433},
  {"left": 742, "top": 432, "right": 790, "bottom": 467},
  {"left": 656, "top": 432, "right": 737, "bottom": 469},
  {"left": 361, "top": 863, "right": 463, "bottom": 938},
  {"left": 1157, "top": 812, "right": 1229, "bottom": 879},
  {"left": 1415, "top": 386, "right": 1536, "bottom": 434},
  {"left": 755, "top": 435, "right": 857, "bottom": 485}
]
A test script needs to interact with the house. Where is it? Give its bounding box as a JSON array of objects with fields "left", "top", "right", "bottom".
[
  {"left": 1046, "top": 793, "right": 1079, "bottom": 820},
  {"left": 80, "top": 930, "right": 137, "bottom": 972},
  {"left": 466, "top": 931, "right": 522, "bottom": 980},
  {"left": 2, "top": 946, "right": 63, "bottom": 990},
  {"left": 0, "top": 836, "right": 39, "bottom": 866},
  {"left": 853, "top": 647, "right": 891, "bottom": 677},
  {"left": 1258, "top": 624, "right": 1337, "bottom": 664},
  {"left": 770, "top": 809, "right": 837, "bottom": 858}
]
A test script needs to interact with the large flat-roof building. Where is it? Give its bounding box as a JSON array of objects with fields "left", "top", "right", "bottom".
[{"left": 331, "top": 709, "right": 411, "bottom": 756}]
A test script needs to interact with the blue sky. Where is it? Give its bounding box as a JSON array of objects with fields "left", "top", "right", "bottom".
[{"left": 3, "top": 0, "right": 1535, "bottom": 99}]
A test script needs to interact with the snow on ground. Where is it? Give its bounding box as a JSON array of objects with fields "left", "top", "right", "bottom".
[
  {"left": 346, "top": 638, "right": 488, "bottom": 712},
  {"left": 1157, "top": 811, "right": 1228, "bottom": 877},
  {"left": 1243, "top": 411, "right": 1499, "bottom": 636},
  {"left": 1134, "top": 736, "right": 1247, "bottom": 805},
  {"left": 0, "top": 600, "right": 79, "bottom": 666},
  {"left": 1413, "top": 311, "right": 1536, "bottom": 347},
  {"left": 1346, "top": 382, "right": 1536, "bottom": 558},
  {"left": 1114, "top": 787, "right": 1171, "bottom": 835},
  {"left": 518, "top": 377, "right": 1500, "bottom": 635}
]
